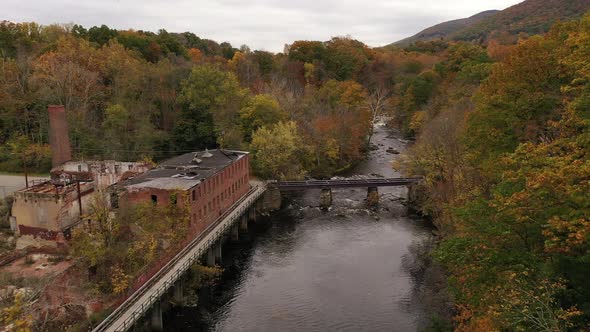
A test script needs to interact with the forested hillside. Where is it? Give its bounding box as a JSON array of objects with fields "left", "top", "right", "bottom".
[
  {"left": 399, "top": 13, "right": 590, "bottom": 330},
  {"left": 390, "top": 0, "right": 590, "bottom": 46},
  {"left": 393, "top": 10, "right": 499, "bottom": 47},
  {"left": 454, "top": 0, "right": 590, "bottom": 42},
  {"left": 0, "top": 22, "right": 427, "bottom": 178}
]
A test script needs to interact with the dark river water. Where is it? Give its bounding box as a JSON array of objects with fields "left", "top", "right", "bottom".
[{"left": 167, "top": 124, "right": 449, "bottom": 331}]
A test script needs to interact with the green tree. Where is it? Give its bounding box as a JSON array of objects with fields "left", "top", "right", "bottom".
[
  {"left": 287, "top": 40, "right": 327, "bottom": 63},
  {"left": 88, "top": 24, "right": 118, "bottom": 46},
  {"left": 177, "top": 64, "right": 247, "bottom": 148},
  {"left": 171, "top": 103, "right": 216, "bottom": 153},
  {"left": 239, "top": 94, "right": 287, "bottom": 142},
  {"left": 324, "top": 37, "right": 374, "bottom": 81},
  {"left": 250, "top": 121, "right": 310, "bottom": 180}
]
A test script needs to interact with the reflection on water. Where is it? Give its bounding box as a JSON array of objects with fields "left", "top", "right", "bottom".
[{"left": 167, "top": 125, "right": 450, "bottom": 332}]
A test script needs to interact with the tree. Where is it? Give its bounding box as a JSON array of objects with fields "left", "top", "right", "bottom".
[
  {"left": 70, "top": 194, "right": 116, "bottom": 270},
  {"left": 418, "top": 15, "right": 590, "bottom": 330},
  {"left": 229, "top": 51, "right": 260, "bottom": 90},
  {"left": 462, "top": 35, "right": 564, "bottom": 177},
  {"left": 301, "top": 80, "right": 371, "bottom": 175},
  {"left": 252, "top": 50, "right": 274, "bottom": 78},
  {"left": 239, "top": 94, "right": 287, "bottom": 142},
  {"left": 366, "top": 86, "right": 392, "bottom": 141},
  {"left": 102, "top": 104, "right": 133, "bottom": 160},
  {"left": 250, "top": 121, "right": 310, "bottom": 180},
  {"left": 188, "top": 48, "right": 203, "bottom": 63},
  {"left": 177, "top": 64, "right": 247, "bottom": 148},
  {"left": 88, "top": 24, "right": 118, "bottom": 46},
  {"left": 1, "top": 293, "right": 32, "bottom": 331},
  {"left": 71, "top": 192, "right": 190, "bottom": 294},
  {"left": 220, "top": 42, "right": 237, "bottom": 60},
  {"left": 324, "top": 37, "right": 374, "bottom": 81},
  {"left": 171, "top": 103, "right": 216, "bottom": 153},
  {"left": 30, "top": 36, "right": 103, "bottom": 153},
  {"left": 287, "top": 40, "right": 326, "bottom": 63}
]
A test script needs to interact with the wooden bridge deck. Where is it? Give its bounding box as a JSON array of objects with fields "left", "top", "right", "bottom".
[{"left": 275, "top": 177, "right": 421, "bottom": 190}]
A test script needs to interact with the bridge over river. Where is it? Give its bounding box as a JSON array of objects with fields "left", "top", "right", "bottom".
[
  {"left": 275, "top": 177, "right": 421, "bottom": 190},
  {"left": 93, "top": 177, "right": 420, "bottom": 332},
  {"left": 275, "top": 177, "right": 421, "bottom": 208}
]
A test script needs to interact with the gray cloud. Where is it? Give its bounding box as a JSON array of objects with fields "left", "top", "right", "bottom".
[{"left": 4, "top": 0, "right": 522, "bottom": 52}]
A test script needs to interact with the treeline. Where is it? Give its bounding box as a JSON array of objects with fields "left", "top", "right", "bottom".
[
  {"left": 400, "top": 14, "right": 590, "bottom": 330},
  {"left": 0, "top": 21, "right": 434, "bottom": 178}
]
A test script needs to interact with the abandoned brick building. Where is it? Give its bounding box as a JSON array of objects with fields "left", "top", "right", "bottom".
[
  {"left": 10, "top": 105, "right": 252, "bottom": 249},
  {"left": 10, "top": 105, "right": 150, "bottom": 248},
  {"left": 113, "top": 148, "right": 251, "bottom": 236}
]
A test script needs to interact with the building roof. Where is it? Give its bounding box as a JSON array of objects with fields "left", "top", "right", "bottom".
[{"left": 118, "top": 149, "right": 247, "bottom": 191}]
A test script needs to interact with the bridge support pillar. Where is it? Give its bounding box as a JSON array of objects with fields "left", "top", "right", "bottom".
[
  {"left": 231, "top": 223, "right": 239, "bottom": 241},
  {"left": 214, "top": 241, "right": 222, "bottom": 264},
  {"left": 206, "top": 246, "right": 216, "bottom": 266},
  {"left": 173, "top": 278, "right": 184, "bottom": 306},
  {"left": 150, "top": 300, "right": 163, "bottom": 332},
  {"left": 240, "top": 215, "right": 248, "bottom": 231},
  {"left": 367, "top": 187, "right": 379, "bottom": 206},
  {"left": 320, "top": 189, "right": 332, "bottom": 209},
  {"left": 249, "top": 208, "right": 257, "bottom": 222}
]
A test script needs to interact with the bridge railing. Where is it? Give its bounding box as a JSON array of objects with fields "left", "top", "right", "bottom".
[{"left": 275, "top": 177, "right": 422, "bottom": 190}]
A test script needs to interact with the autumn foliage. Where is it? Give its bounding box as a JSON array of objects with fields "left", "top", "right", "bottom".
[{"left": 401, "top": 14, "right": 590, "bottom": 330}]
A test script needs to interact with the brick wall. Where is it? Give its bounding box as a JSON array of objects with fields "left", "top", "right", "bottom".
[
  {"left": 120, "top": 154, "right": 251, "bottom": 237},
  {"left": 186, "top": 155, "right": 250, "bottom": 234},
  {"left": 47, "top": 105, "right": 72, "bottom": 168}
]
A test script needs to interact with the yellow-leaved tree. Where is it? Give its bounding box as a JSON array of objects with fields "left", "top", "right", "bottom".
[{"left": 250, "top": 121, "right": 311, "bottom": 180}]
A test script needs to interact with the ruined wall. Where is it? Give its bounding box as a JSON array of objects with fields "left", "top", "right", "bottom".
[
  {"left": 11, "top": 182, "right": 96, "bottom": 248},
  {"left": 120, "top": 188, "right": 179, "bottom": 209},
  {"left": 12, "top": 194, "right": 62, "bottom": 235},
  {"left": 57, "top": 161, "right": 151, "bottom": 189},
  {"left": 186, "top": 155, "right": 250, "bottom": 228}
]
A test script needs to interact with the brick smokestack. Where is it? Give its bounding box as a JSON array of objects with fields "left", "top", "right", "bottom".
[{"left": 48, "top": 105, "right": 72, "bottom": 167}]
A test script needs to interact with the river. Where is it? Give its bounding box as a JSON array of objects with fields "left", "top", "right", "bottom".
[{"left": 167, "top": 124, "right": 451, "bottom": 331}]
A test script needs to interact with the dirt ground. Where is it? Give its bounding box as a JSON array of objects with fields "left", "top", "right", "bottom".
[
  {"left": 2, "top": 254, "right": 71, "bottom": 279},
  {"left": 0, "top": 253, "right": 113, "bottom": 331}
]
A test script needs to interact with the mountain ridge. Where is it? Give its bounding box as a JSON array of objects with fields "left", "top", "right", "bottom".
[
  {"left": 393, "top": 10, "right": 499, "bottom": 47},
  {"left": 389, "top": 0, "right": 590, "bottom": 46}
]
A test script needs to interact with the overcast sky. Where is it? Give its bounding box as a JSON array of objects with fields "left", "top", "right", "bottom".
[{"left": 5, "top": 0, "right": 522, "bottom": 52}]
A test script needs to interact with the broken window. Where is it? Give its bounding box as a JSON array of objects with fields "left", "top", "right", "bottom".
[
  {"left": 110, "top": 192, "right": 119, "bottom": 209},
  {"left": 151, "top": 195, "right": 158, "bottom": 205}
]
